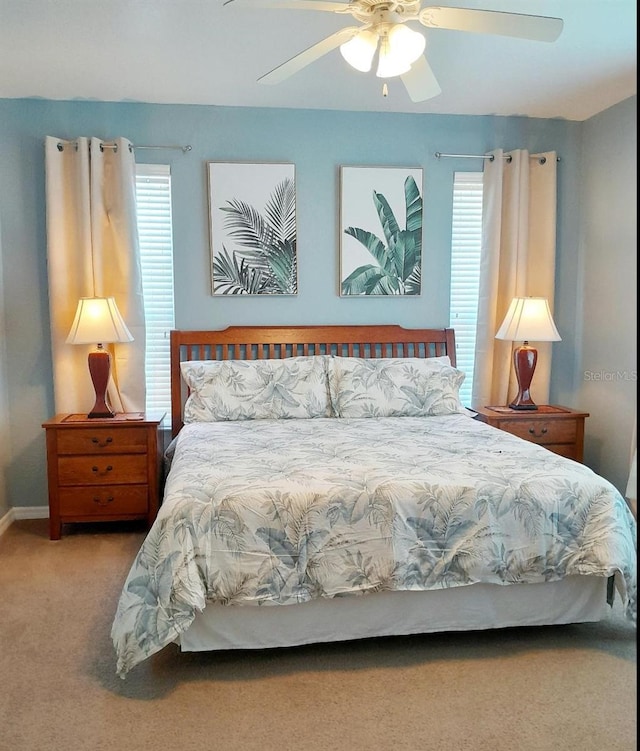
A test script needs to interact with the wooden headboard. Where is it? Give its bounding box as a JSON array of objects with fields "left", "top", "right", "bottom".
[{"left": 170, "top": 325, "right": 456, "bottom": 437}]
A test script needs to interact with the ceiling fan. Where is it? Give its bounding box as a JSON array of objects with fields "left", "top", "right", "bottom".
[{"left": 224, "top": 0, "right": 563, "bottom": 103}]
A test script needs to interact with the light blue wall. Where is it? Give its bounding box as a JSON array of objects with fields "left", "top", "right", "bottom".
[
  {"left": 0, "top": 97, "right": 603, "bottom": 510},
  {"left": 0, "top": 216, "right": 8, "bottom": 520},
  {"left": 577, "top": 95, "right": 637, "bottom": 493}
]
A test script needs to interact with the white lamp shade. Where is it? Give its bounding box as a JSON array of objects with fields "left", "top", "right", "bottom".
[
  {"left": 376, "top": 35, "right": 410, "bottom": 78},
  {"left": 377, "top": 24, "right": 425, "bottom": 78},
  {"left": 389, "top": 24, "right": 425, "bottom": 66},
  {"left": 340, "top": 30, "right": 379, "bottom": 72},
  {"left": 495, "top": 297, "right": 561, "bottom": 342},
  {"left": 66, "top": 297, "right": 134, "bottom": 345}
]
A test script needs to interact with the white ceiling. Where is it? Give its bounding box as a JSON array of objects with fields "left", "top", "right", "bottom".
[{"left": 0, "top": 0, "right": 636, "bottom": 121}]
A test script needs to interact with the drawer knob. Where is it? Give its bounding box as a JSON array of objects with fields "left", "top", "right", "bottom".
[
  {"left": 91, "top": 436, "right": 113, "bottom": 447},
  {"left": 91, "top": 465, "right": 113, "bottom": 474},
  {"left": 528, "top": 427, "right": 548, "bottom": 436},
  {"left": 93, "top": 496, "right": 114, "bottom": 506}
]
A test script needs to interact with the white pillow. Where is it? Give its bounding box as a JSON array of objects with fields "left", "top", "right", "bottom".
[
  {"left": 328, "top": 356, "right": 467, "bottom": 418},
  {"left": 181, "top": 356, "right": 332, "bottom": 422}
]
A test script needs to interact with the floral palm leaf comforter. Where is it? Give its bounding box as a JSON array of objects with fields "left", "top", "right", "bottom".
[{"left": 112, "top": 415, "right": 637, "bottom": 677}]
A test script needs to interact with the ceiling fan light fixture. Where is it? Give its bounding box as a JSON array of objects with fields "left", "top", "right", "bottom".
[
  {"left": 340, "top": 29, "right": 379, "bottom": 73},
  {"left": 376, "top": 30, "right": 411, "bottom": 78},
  {"left": 388, "top": 23, "right": 426, "bottom": 66}
]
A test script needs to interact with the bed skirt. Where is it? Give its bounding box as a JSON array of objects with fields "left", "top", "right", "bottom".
[{"left": 177, "top": 576, "right": 610, "bottom": 653}]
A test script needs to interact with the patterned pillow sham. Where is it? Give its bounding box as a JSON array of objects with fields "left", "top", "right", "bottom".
[
  {"left": 328, "top": 356, "right": 467, "bottom": 418},
  {"left": 181, "top": 356, "right": 332, "bottom": 422}
]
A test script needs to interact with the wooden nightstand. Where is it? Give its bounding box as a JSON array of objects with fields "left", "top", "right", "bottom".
[
  {"left": 42, "top": 412, "right": 166, "bottom": 540},
  {"left": 473, "top": 405, "right": 589, "bottom": 462}
]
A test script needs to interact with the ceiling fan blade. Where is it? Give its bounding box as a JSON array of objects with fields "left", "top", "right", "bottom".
[
  {"left": 419, "top": 7, "right": 563, "bottom": 42},
  {"left": 401, "top": 55, "right": 441, "bottom": 103},
  {"left": 258, "top": 26, "right": 359, "bottom": 85},
  {"left": 224, "top": 0, "right": 348, "bottom": 11}
]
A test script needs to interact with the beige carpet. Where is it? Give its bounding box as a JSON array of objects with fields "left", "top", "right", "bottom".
[{"left": 0, "top": 519, "right": 636, "bottom": 751}]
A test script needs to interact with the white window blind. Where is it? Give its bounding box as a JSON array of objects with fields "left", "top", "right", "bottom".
[
  {"left": 135, "top": 164, "right": 175, "bottom": 417},
  {"left": 449, "top": 171, "right": 484, "bottom": 407}
]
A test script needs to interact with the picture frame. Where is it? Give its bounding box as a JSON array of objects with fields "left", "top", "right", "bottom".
[
  {"left": 339, "top": 165, "right": 423, "bottom": 296},
  {"left": 207, "top": 161, "right": 297, "bottom": 295}
]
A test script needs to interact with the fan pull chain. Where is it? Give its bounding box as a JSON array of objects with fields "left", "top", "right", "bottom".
[{"left": 382, "top": 83, "right": 389, "bottom": 97}]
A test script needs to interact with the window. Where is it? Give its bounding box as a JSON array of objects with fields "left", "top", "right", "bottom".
[
  {"left": 135, "top": 164, "right": 175, "bottom": 417},
  {"left": 449, "top": 172, "right": 483, "bottom": 407}
]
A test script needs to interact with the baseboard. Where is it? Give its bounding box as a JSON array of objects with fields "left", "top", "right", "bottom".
[
  {"left": 14, "top": 505, "right": 49, "bottom": 519},
  {"left": 0, "top": 508, "right": 15, "bottom": 537},
  {"left": 0, "top": 506, "right": 48, "bottom": 538}
]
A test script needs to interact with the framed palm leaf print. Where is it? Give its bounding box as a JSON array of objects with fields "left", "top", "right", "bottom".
[
  {"left": 208, "top": 162, "right": 297, "bottom": 295},
  {"left": 339, "top": 165, "right": 423, "bottom": 296}
]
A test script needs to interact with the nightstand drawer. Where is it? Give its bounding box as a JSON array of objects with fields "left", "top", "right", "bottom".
[
  {"left": 57, "top": 455, "right": 148, "bottom": 485},
  {"left": 58, "top": 485, "right": 149, "bottom": 516},
  {"left": 546, "top": 444, "right": 579, "bottom": 460},
  {"left": 499, "top": 418, "right": 577, "bottom": 445},
  {"left": 56, "top": 427, "right": 148, "bottom": 455}
]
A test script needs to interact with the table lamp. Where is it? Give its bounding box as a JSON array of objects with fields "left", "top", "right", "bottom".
[
  {"left": 495, "top": 296, "right": 561, "bottom": 410},
  {"left": 66, "top": 297, "right": 134, "bottom": 418}
]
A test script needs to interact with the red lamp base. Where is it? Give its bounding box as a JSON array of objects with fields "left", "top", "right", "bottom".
[
  {"left": 87, "top": 347, "right": 115, "bottom": 419},
  {"left": 509, "top": 344, "right": 539, "bottom": 411}
]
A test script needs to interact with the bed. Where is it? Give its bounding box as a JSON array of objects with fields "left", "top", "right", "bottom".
[{"left": 111, "top": 325, "right": 637, "bottom": 678}]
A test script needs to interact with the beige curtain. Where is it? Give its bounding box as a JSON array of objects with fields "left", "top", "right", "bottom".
[
  {"left": 44, "top": 136, "right": 145, "bottom": 415},
  {"left": 471, "top": 149, "right": 558, "bottom": 409}
]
